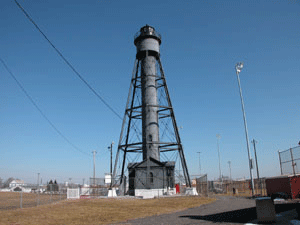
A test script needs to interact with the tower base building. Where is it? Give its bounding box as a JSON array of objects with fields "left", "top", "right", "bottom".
[{"left": 128, "top": 158, "right": 175, "bottom": 197}]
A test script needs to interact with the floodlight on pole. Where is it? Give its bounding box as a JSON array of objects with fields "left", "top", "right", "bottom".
[{"left": 235, "top": 62, "right": 255, "bottom": 195}]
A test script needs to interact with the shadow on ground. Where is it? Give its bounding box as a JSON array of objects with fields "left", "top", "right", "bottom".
[{"left": 180, "top": 203, "right": 300, "bottom": 224}]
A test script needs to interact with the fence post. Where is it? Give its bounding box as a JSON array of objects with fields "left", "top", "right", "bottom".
[
  {"left": 37, "top": 188, "right": 40, "bottom": 206},
  {"left": 291, "top": 148, "right": 296, "bottom": 176},
  {"left": 278, "top": 150, "right": 283, "bottom": 175},
  {"left": 20, "top": 191, "right": 23, "bottom": 209}
]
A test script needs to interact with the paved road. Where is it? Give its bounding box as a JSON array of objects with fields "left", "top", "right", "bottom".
[
  {"left": 118, "top": 196, "right": 300, "bottom": 225},
  {"left": 119, "top": 196, "right": 258, "bottom": 225}
]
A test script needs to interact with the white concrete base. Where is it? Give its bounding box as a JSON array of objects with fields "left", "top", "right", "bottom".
[
  {"left": 185, "top": 187, "right": 198, "bottom": 196},
  {"left": 108, "top": 188, "right": 117, "bottom": 197},
  {"left": 67, "top": 188, "right": 80, "bottom": 199},
  {"left": 167, "top": 188, "right": 176, "bottom": 195},
  {"left": 256, "top": 197, "right": 276, "bottom": 222},
  {"left": 135, "top": 188, "right": 176, "bottom": 199}
]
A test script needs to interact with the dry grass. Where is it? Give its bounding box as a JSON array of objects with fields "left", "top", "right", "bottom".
[
  {"left": 0, "top": 196, "right": 215, "bottom": 225},
  {"left": 0, "top": 192, "right": 66, "bottom": 210}
]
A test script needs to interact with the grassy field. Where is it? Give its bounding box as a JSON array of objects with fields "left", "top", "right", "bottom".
[
  {"left": 0, "top": 196, "right": 215, "bottom": 225},
  {"left": 0, "top": 192, "right": 66, "bottom": 210}
]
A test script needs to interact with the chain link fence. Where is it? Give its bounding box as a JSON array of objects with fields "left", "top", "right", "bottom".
[
  {"left": 195, "top": 176, "right": 267, "bottom": 196},
  {"left": 0, "top": 191, "right": 67, "bottom": 210},
  {"left": 224, "top": 178, "right": 267, "bottom": 196},
  {"left": 195, "top": 174, "right": 208, "bottom": 196},
  {"left": 89, "top": 177, "right": 115, "bottom": 197},
  {"left": 279, "top": 146, "right": 300, "bottom": 175}
]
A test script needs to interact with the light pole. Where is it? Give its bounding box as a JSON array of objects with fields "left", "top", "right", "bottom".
[
  {"left": 216, "top": 134, "right": 222, "bottom": 182},
  {"left": 235, "top": 62, "right": 255, "bottom": 195}
]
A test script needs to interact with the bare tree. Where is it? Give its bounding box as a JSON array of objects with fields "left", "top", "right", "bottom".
[{"left": 3, "top": 177, "right": 14, "bottom": 188}]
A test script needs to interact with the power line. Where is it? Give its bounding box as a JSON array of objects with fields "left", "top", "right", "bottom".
[
  {"left": 0, "top": 57, "right": 91, "bottom": 157},
  {"left": 14, "top": 0, "right": 145, "bottom": 156},
  {"left": 14, "top": 0, "right": 122, "bottom": 120}
]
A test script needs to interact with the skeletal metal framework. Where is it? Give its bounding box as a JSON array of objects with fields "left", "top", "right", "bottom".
[{"left": 112, "top": 25, "right": 191, "bottom": 189}]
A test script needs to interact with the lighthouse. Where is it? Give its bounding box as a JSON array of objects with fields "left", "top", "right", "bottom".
[{"left": 113, "top": 25, "right": 191, "bottom": 198}]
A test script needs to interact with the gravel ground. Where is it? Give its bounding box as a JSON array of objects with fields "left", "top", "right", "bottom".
[{"left": 118, "top": 196, "right": 257, "bottom": 225}]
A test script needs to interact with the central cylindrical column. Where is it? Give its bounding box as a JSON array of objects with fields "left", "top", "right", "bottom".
[
  {"left": 141, "top": 55, "right": 159, "bottom": 161},
  {"left": 134, "top": 25, "right": 161, "bottom": 161}
]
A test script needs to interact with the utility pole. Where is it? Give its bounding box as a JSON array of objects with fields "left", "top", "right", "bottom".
[
  {"left": 92, "top": 150, "right": 97, "bottom": 187},
  {"left": 108, "top": 142, "right": 114, "bottom": 188},
  {"left": 197, "top": 152, "right": 201, "bottom": 176},
  {"left": 197, "top": 151, "right": 202, "bottom": 194},
  {"left": 216, "top": 134, "right": 222, "bottom": 182},
  {"left": 252, "top": 139, "right": 262, "bottom": 195},
  {"left": 37, "top": 173, "right": 40, "bottom": 205},
  {"left": 278, "top": 150, "right": 283, "bottom": 175},
  {"left": 108, "top": 142, "right": 114, "bottom": 177},
  {"left": 228, "top": 161, "right": 232, "bottom": 182}
]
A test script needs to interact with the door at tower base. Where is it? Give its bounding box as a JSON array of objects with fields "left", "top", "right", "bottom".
[{"left": 128, "top": 158, "right": 175, "bottom": 197}]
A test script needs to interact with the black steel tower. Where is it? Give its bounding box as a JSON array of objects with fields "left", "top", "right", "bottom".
[{"left": 113, "top": 25, "right": 191, "bottom": 196}]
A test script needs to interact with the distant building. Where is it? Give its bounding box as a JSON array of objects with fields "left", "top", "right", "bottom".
[
  {"left": 11, "top": 186, "right": 32, "bottom": 192},
  {"left": 0, "top": 179, "right": 34, "bottom": 193},
  {"left": 105, "top": 173, "right": 112, "bottom": 185},
  {"left": 192, "top": 179, "right": 197, "bottom": 186},
  {"left": 47, "top": 180, "right": 59, "bottom": 192},
  {"left": 9, "top": 179, "right": 25, "bottom": 188}
]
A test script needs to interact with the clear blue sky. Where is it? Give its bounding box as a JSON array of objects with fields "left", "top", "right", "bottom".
[{"left": 1, "top": 0, "right": 299, "bottom": 184}]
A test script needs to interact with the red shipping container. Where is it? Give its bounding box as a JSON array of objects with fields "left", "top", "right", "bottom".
[
  {"left": 289, "top": 175, "right": 300, "bottom": 199},
  {"left": 266, "top": 175, "right": 300, "bottom": 199}
]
